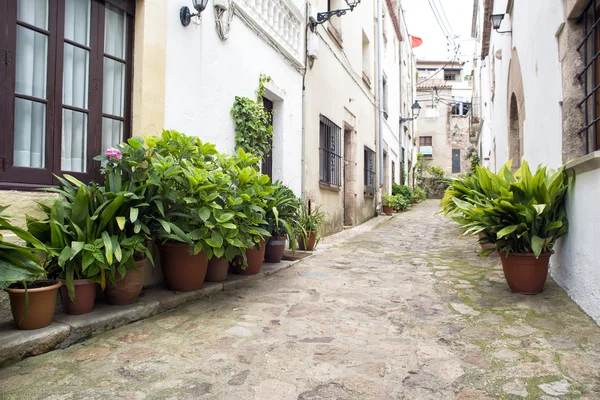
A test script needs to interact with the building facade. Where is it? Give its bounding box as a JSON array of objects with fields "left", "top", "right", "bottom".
[
  {"left": 472, "top": 0, "right": 600, "bottom": 323},
  {"left": 416, "top": 60, "right": 474, "bottom": 177}
]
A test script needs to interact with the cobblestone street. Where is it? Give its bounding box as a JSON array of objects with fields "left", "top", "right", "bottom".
[{"left": 1, "top": 200, "right": 599, "bottom": 399}]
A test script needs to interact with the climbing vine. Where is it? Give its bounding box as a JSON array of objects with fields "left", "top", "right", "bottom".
[
  {"left": 231, "top": 74, "right": 274, "bottom": 159},
  {"left": 465, "top": 147, "right": 480, "bottom": 176}
]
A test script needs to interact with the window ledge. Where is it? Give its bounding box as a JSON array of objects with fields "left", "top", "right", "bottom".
[
  {"left": 319, "top": 182, "right": 342, "bottom": 192},
  {"left": 326, "top": 23, "right": 343, "bottom": 48},
  {"left": 565, "top": 150, "right": 600, "bottom": 174}
]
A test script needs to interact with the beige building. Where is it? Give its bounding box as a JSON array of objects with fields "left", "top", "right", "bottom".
[
  {"left": 416, "top": 60, "right": 474, "bottom": 177},
  {"left": 303, "top": 0, "right": 416, "bottom": 234}
]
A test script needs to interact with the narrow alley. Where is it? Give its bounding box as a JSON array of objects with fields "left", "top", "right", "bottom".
[{"left": 1, "top": 201, "right": 599, "bottom": 399}]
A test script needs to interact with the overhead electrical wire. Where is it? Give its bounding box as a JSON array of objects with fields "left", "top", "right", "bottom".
[
  {"left": 427, "top": 0, "right": 453, "bottom": 47},
  {"left": 416, "top": 43, "right": 461, "bottom": 85},
  {"left": 435, "top": 0, "right": 456, "bottom": 41}
]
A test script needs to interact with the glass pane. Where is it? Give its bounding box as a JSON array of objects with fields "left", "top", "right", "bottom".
[
  {"left": 102, "top": 58, "right": 125, "bottom": 117},
  {"left": 104, "top": 5, "right": 127, "bottom": 59},
  {"left": 16, "top": 26, "right": 48, "bottom": 99},
  {"left": 64, "top": 0, "right": 91, "bottom": 46},
  {"left": 102, "top": 118, "right": 123, "bottom": 152},
  {"left": 63, "top": 43, "right": 89, "bottom": 109},
  {"left": 61, "top": 109, "right": 88, "bottom": 172},
  {"left": 17, "top": 0, "right": 49, "bottom": 30},
  {"left": 14, "top": 98, "right": 46, "bottom": 168}
]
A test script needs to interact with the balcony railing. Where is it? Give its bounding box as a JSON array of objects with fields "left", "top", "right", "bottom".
[{"left": 234, "top": 0, "right": 304, "bottom": 67}]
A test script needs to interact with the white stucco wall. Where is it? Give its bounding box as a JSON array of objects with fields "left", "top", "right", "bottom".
[
  {"left": 474, "top": 0, "right": 600, "bottom": 325},
  {"left": 550, "top": 165, "right": 600, "bottom": 323},
  {"left": 164, "top": 2, "right": 304, "bottom": 195}
]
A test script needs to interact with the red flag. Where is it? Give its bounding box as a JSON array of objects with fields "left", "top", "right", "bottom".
[{"left": 411, "top": 36, "right": 423, "bottom": 48}]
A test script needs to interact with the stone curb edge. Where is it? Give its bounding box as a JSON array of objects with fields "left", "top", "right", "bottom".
[{"left": 0, "top": 256, "right": 310, "bottom": 367}]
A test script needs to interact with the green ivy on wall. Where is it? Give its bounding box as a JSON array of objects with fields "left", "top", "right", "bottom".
[{"left": 231, "top": 74, "right": 274, "bottom": 159}]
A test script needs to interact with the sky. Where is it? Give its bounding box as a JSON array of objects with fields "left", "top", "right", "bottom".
[{"left": 401, "top": 0, "right": 475, "bottom": 68}]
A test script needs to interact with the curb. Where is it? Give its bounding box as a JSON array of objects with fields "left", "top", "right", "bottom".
[{"left": 0, "top": 258, "right": 307, "bottom": 367}]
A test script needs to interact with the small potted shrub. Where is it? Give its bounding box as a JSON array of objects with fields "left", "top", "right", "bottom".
[
  {"left": 1, "top": 207, "right": 58, "bottom": 330},
  {"left": 382, "top": 193, "right": 395, "bottom": 216},
  {"left": 297, "top": 203, "right": 327, "bottom": 251},
  {"left": 443, "top": 161, "right": 571, "bottom": 294},
  {"left": 94, "top": 144, "right": 155, "bottom": 305},
  {"left": 264, "top": 183, "right": 301, "bottom": 263},
  {"left": 226, "top": 149, "right": 273, "bottom": 275}
]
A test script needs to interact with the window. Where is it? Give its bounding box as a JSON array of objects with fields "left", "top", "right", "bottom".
[
  {"left": 401, "top": 147, "right": 405, "bottom": 184},
  {"left": 578, "top": 0, "right": 600, "bottom": 153},
  {"left": 444, "top": 74, "right": 456, "bottom": 81},
  {"left": 391, "top": 160, "right": 395, "bottom": 185},
  {"left": 451, "top": 102, "right": 471, "bottom": 116},
  {"left": 319, "top": 115, "right": 342, "bottom": 186},
  {"left": 364, "top": 147, "right": 375, "bottom": 195},
  {"left": 0, "top": 0, "right": 135, "bottom": 187},
  {"left": 382, "top": 75, "right": 389, "bottom": 119},
  {"left": 419, "top": 136, "right": 433, "bottom": 157},
  {"left": 261, "top": 97, "right": 274, "bottom": 179},
  {"left": 362, "top": 30, "right": 371, "bottom": 85}
]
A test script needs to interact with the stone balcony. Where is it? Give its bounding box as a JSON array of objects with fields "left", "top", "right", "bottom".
[{"left": 234, "top": 0, "right": 304, "bottom": 67}]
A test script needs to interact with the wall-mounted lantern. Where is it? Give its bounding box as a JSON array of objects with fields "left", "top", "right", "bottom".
[
  {"left": 310, "top": 0, "right": 361, "bottom": 28},
  {"left": 399, "top": 101, "right": 421, "bottom": 124},
  {"left": 490, "top": 14, "right": 512, "bottom": 34},
  {"left": 180, "top": 0, "right": 209, "bottom": 26}
]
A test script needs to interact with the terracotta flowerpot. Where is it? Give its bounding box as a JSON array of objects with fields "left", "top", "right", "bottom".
[
  {"left": 59, "top": 278, "right": 97, "bottom": 315},
  {"left": 104, "top": 259, "right": 146, "bottom": 305},
  {"left": 298, "top": 232, "right": 317, "bottom": 251},
  {"left": 231, "top": 240, "right": 266, "bottom": 275},
  {"left": 206, "top": 257, "right": 229, "bottom": 282},
  {"left": 159, "top": 242, "right": 208, "bottom": 292},
  {"left": 383, "top": 205, "right": 394, "bottom": 216},
  {"left": 264, "top": 236, "right": 287, "bottom": 263},
  {"left": 499, "top": 252, "right": 551, "bottom": 295},
  {"left": 5, "top": 280, "right": 62, "bottom": 330}
]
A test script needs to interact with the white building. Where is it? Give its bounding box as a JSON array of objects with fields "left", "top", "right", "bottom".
[
  {"left": 472, "top": 0, "right": 600, "bottom": 323},
  {"left": 164, "top": 0, "right": 305, "bottom": 196}
]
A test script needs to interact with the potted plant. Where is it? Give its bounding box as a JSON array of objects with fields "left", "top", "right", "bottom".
[
  {"left": 442, "top": 161, "right": 571, "bottom": 294},
  {"left": 226, "top": 149, "right": 273, "bottom": 275},
  {"left": 148, "top": 131, "right": 234, "bottom": 290},
  {"left": 27, "top": 176, "right": 130, "bottom": 314},
  {"left": 94, "top": 143, "right": 159, "bottom": 304},
  {"left": 1, "top": 207, "right": 58, "bottom": 330},
  {"left": 382, "top": 193, "right": 396, "bottom": 215},
  {"left": 264, "top": 183, "right": 301, "bottom": 263},
  {"left": 297, "top": 203, "right": 327, "bottom": 251}
]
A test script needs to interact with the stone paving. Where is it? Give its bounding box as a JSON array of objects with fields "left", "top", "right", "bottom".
[{"left": 1, "top": 200, "right": 600, "bottom": 399}]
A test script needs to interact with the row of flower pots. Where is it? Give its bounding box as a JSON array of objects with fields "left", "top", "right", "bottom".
[{"left": 5, "top": 232, "right": 318, "bottom": 330}]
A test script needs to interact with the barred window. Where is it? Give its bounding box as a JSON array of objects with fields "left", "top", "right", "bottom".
[
  {"left": 364, "top": 147, "right": 375, "bottom": 195},
  {"left": 319, "top": 115, "right": 341, "bottom": 186},
  {"left": 578, "top": 0, "right": 600, "bottom": 153}
]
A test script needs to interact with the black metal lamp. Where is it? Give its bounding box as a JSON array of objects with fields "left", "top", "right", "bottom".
[
  {"left": 311, "top": 0, "right": 361, "bottom": 28},
  {"left": 400, "top": 101, "right": 421, "bottom": 124},
  {"left": 490, "top": 13, "right": 511, "bottom": 34},
  {"left": 181, "top": 0, "right": 209, "bottom": 26}
]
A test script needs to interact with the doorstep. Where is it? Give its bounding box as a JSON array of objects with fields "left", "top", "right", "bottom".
[{"left": 0, "top": 259, "right": 306, "bottom": 367}]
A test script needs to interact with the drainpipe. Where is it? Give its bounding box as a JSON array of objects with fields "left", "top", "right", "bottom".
[{"left": 376, "top": 0, "right": 384, "bottom": 189}]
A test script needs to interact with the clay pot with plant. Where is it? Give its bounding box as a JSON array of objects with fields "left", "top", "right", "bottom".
[
  {"left": 298, "top": 203, "right": 327, "bottom": 251},
  {"left": 382, "top": 193, "right": 396, "bottom": 216},
  {"left": 440, "top": 161, "right": 571, "bottom": 294},
  {"left": 0, "top": 206, "right": 59, "bottom": 330},
  {"left": 222, "top": 149, "right": 274, "bottom": 275},
  {"left": 264, "top": 183, "right": 301, "bottom": 263}
]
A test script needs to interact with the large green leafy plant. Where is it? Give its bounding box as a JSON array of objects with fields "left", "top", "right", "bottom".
[
  {"left": 0, "top": 207, "right": 48, "bottom": 289},
  {"left": 441, "top": 161, "right": 571, "bottom": 257},
  {"left": 27, "top": 176, "right": 152, "bottom": 299}
]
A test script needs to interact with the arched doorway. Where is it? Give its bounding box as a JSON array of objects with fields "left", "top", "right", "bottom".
[{"left": 509, "top": 93, "right": 521, "bottom": 171}]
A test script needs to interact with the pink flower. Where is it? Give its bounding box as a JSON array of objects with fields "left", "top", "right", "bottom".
[{"left": 105, "top": 147, "right": 122, "bottom": 160}]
